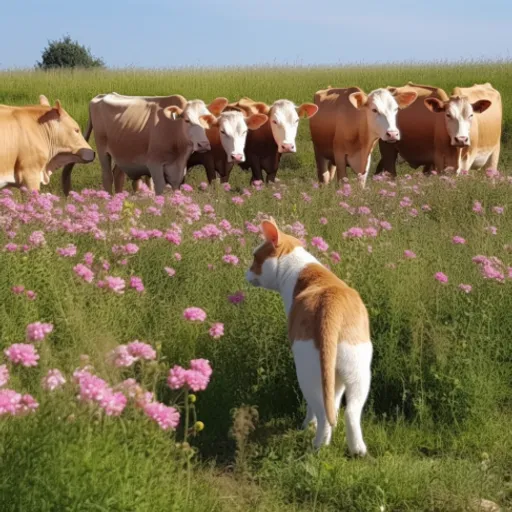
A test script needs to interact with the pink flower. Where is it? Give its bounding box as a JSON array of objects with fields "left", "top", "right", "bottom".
[
  {"left": 319, "top": 217, "right": 328, "bottom": 225},
  {"left": 5, "top": 243, "right": 18, "bottom": 252},
  {"left": 222, "top": 183, "right": 231, "bottom": 192},
  {"left": 26, "top": 322, "right": 54, "bottom": 342},
  {"left": 99, "top": 276, "right": 125, "bottom": 294},
  {"left": 458, "top": 284, "right": 472, "bottom": 294},
  {"left": 167, "top": 359, "right": 212, "bottom": 392},
  {"left": 358, "top": 206, "right": 371, "bottom": 215},
  {"left": 75, "top": 370, "right": 110, "bottom": 402},
  {"left": 473, "top": 201, "right": 483, "bottom": 214},
  {"left": 124, "top": 243, "right": 139, "bottom": 255},
  {"left": 302, "top": 193, "right": 312, "bottom": 203},
  {"left": 273, "top": 193, "right": 282, "bottom": 200},
  {"left": 127, "top": 341, "right": 156, "bottom": 361},
  {"left": 399, "top": 197, "right": 412, "bottom": 208},
  {"left": 73, "top": 264, "right": 94, "bottom": 283},
  {"left": 109, "top": 345, "right": 137, "bottom": 367},
  {"left": 228, "top": 291, "right": 245, "bottom": 304},
  {"left": 404, "top": 250, "right": 416, "bottom": 259},
  {"left": 181, "top": 183, "right": 193, "bottom": 193},
  {"left": 209, "top": 323, "right": 224, "bottom": 339},
  {"left": 434, "top": 272, "right": 448, "bottom": 284},
  {"left": 422, "top": 204, "right": 432, "bottom": 212},
  {"left": 100, "top": 390, "right": 127, "bottom": 416},
  {"left": 343, "top": 227, "right": 364, "bottom": 239},
  {"left": 311, "top": 237, "right": 329, "bottom": 252},
  {"left": 0, "top": 390, "right": 38, "bottom": 416},
  {"left": 28, "top": 231, "right": 46, "bottom": 247},
  {"left": 57, "top": 244, "right": 77, "bottom": 257},
  {"left": 174, "top": 253, "right": 182, "bottom": 261},
  {"left": 492, "top": 206, "right": 504, "bottom": 215},
  {"left": 232, "top": 196, "right": 244, "bottom": 205},
  {"left": 165, "top": 267, "right": 176, "bottom": 277},
  {"left": 130, "top": 276, "right": 145, "bottom": 293},
  {"left": 380, "top": 221, "right": 392, "bottom": 231},
  {"left": 168, "top": 365, "right": 188, "bottom": 389},
  {"left": 42, "top": 369, "right": 66, "bottom": 391},
  {"left": 84, "top": 252, "right": 94, "bottom": 266},
  {"left": 26, "top": 291, "right": 37, "bottom": 301},
  {"left": 4, "top": 343, "right": 39, "bottom": 367},
  {"left": 199, "top": 182, "right": 208, "bottom": 191},
  {"left": 143, "top": 402, "right": 180, "bottom": 430},
  {"left": 183, "top": 307, "right": 207, "bottom": 322},
  {"left": 0, "top": 365, "right": 9, "bottom": 387},
  {"left": 11, "top": 286, "right": 25, "bottom": 295},
  {"left": 485, "top": 226, "right": 498, "bottom": 235},
  {"left": 330, "top": 251, "right": 341, "bottom": 263},
  {"left": 222, "top": 254, "right": 239, "bottom": 265},
  {"left": 452, "top": 236, "right": 466, "bottom": 245}
]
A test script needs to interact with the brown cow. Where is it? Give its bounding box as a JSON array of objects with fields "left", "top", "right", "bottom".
[
  {"left": 309, "top": 87, "right": 417, "bottom": 186},
  {"left": 0, "top": 95, "right": 94, "bottom": 191},
  {"left": 61, "top": 93, "right": 228, "bottom": 195},
  {"left": 375, "top": 83, "right": 450, "bottom": 176},
  {"left": 228, "top": 98, "right": 318, "bottom": 183}
]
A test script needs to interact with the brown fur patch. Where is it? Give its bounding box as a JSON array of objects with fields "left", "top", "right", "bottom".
[{"left": 249, "top": 232, "right": 302, "bottom": 276}]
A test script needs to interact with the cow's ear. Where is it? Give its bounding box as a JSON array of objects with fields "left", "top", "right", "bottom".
[
  {"left": 471, "top": 99, "right": 491, "bottom": 114},
  {"left": 349, "top": 92, "right": 368, "bottom": 109},
  {"left": 207, "top": 97, "right": 229, "bottom": 116},
  {"left": 54, "top": 100, "right": 63, "bottom": 116},
  {"left": 393, "top": 91, "right": 417, "bottom": 109},
  {"left": 39, "top": 95, "right": 50, "bottom": 106},
  {"left": 164, "top": 106, "right": 183, "bottom": 120},
  {"left": 297, "top": 103, "right": 318, "bottom": 119},
  {"left": 200, "top": 114, "right": 217, "bottom": 128},
  {"left": 424, "top": 98, "right": 446, "bottom": 113},
  {"left": 246, "top": 113, "right": 268, "bottom": 130},
  {"left": 252, "top": 102, "right": 270, "bottom": 114}
]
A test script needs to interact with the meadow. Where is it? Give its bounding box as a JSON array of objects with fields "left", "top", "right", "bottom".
[{"left": 0, "top": 62, "right": 511, "bottom": 511}]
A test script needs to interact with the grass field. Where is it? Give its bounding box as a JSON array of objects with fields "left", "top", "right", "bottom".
[{"left": 0, "top": 63, "right": 511, "bottom": 511}]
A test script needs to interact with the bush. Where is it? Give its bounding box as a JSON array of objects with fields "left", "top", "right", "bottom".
[{"left": 37, "top": 35, "right": 104, "bottom": 70}]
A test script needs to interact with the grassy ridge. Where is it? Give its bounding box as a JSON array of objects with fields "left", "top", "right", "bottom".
[{"left": 0, "top": 65, "right": 511, "bottom": 511}]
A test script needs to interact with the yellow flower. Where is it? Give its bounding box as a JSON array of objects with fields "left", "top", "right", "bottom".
[{"left": 194, "top": 421, "right": 205, "bottom": 432}]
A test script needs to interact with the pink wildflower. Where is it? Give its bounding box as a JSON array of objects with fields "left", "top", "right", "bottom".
[
  {"left": 56, "top": 244, "right": 77, "bottom": 257},
  {"left": 130, "top": 276, "right": 145, "bottom": 293},
  {"left": 330, "top": 251, "right": 341, "bottom": 263},
  {"left": 42, "top": 369, "right": 66, "bottom": 391},
  {"left": 181, "top": 183, "right": 193, "bottom": 193},
  {"left": 222, "top": 183, "right": 231, "bottom": 192},
  {"left": 434, "top": 272, "right": 448, "bottom": 284},
  {"left": 458, "top": 284, "right": 472, "bottom": 294},
  {"left": 302, "top": 192, "right": 312, "bottom": 203},
  {"left": 174, "top": 253, "right": 182, "bottom": 261},
  {"left": 358, "top": 206, "right": 371, "bottom": 215},
  {"left": 232, "top": 196, "right": 244, "bottom": 205},
  {"left": 143, "top": 402, "right": 180, "bottom": 430},
  {"left": 28, "top": 231, "right": 46, "bottom": 247},
  {"left": 311, "top": 236, "right": 329, "bottom": 252},
  {"left": 4, "top": 343, "right": 39, "bottom": 367},
  {"left": 380, "top": 221, "right": 392, "bottom": 231},
  {"left": 183, "top": 307, "right": 207, "bottom": 322},
  {"left": 492, "top": 206, "right": 504, "bottom": 215},
  {"left": 209, "top": 323, "right": 224, "bottom": 339},
  {"left": 0, "top": 391, "right": 38, "bottom": 416},
  {"left": 73, "top": 264, "right": 95, "bottom": 283},
  {"left": 404, "top": 250, "right": 416, "bottom": 259},
  {"left": 127, "top": 341, "right": 156, "bottom": 361},
  {"left": 11, "top": 286, "right": 25, "bottom": 295},
  {"left": 273, "top": 193, "right": 282, "bottom": 200},
  {"left": 485, "top": 226, "right": 498, "bottom": 235},
  {"left": 165, "top": 267, "right": 176, "bottom": 277},
  {"left": 0, "top": 365, "right": 9, "bottom": 387},
  {"left": 83, "top": 252, "right": 94, "bottom": 266},
  {"left": 26, "top": 321, "right": 53, "bottom": 342},
  {"left": 26, "top": 290, "right": 37, "bottom": 301},
  {"left": 343, "top": 227, "right": 365, "bottom": 238},
  {"left": 100, "top": 390, "right": 127, "bottom": 416},
  {"left": 168, "top": 365, "right": 188, "bottom": 389},
  {"left": 108, "top": 345, "right": 137, "bottom": 367},
  {"left": 222, "top": 254, "right": 239, "bottom": 265},
  {"left": 99, "top": 276, "right": 125, "bottom": 294},
  {"left": 473, "top": 201, "right": 483, "bottom": 214},
  {"left": 452, "top": 236, "right": 466, "bottom": 245},
  {"left": 319, "top": 217, "right": 328, "bottom": 225},
  {"left": 228, "top": 291, "right": 245, "bottom": 304}
]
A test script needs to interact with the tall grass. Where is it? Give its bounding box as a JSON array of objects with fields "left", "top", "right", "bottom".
[{"left": 0, "top": 64, "right": 511, "bottom": 511}]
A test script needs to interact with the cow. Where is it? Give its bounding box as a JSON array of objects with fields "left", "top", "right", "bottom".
[
  {"left": 0, "top": 95, "right": 94, "bottom": 191},
  {"left": 309, "top": 87, "right": 417, "bottom": 186},
  {"left": 228, "top": 98, "right": 318, "bottom": 183},
  {"left": 186, "top": 106, "right": 268, "bottom": 184},
  {"left": 375, "top": 83, "right": 450, "bottom": 177},
  {"left": 376, "top": 82, "right": 501, "bottom": 176},
  {"left": 61, "top": 93, "right": 229, "bottom": 196},
  {"left": 424, "top": 83, "right": 501, "bottom": 174}
]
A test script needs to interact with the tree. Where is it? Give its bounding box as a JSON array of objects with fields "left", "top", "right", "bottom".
[{"left": 37, "top": 35, "right": 105, "bottom": 70}]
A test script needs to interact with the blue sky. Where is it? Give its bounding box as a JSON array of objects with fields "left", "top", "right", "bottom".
[{"left": 1, "top": 0, "right": 510, "bottom": 69}]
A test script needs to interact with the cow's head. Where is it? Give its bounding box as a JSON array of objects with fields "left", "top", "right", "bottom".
[
  {"left": 39, "top": 96, "right": 95, "bottom": 184},
  {"left": 164, "top": 97, "right": 228, "bottom": 153},
  {"left": 265, "top": 100, "right": 318, "bottom": 153},
  {"left": 349, "top": 88, "right": 417, "bottom": 143},
  {"left": 202, "top": 110, "right": 268, "bottom": 163},
  {"left": 424, "top": 96, "right": 491, "bottom": 147}
]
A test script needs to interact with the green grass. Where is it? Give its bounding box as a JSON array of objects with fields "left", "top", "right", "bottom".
[{"left": 0, "top": 63, "right": 511, "bottom": 511}]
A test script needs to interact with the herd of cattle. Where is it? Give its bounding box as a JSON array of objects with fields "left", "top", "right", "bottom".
[{"left": 0, "top": 82, "right": 502, "bottom": 196}]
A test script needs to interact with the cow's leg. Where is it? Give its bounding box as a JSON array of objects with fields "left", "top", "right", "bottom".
[
  {"left": 98, "top": 151, "right": 113, "bottom": 194},
  {"left": 486, "top": 143, "right": 500, "bottom": 171},
  {"left": 148, "top": 163, "right": 166, "bottom": 195},
  {"left": 422, "top": 164, "right": 433, "bottom": 176},
  {"left": 334, "top": 150, "right": 348, "bottom": 183},
  {"left": 202, "top": 153, "right": 216, "bottom": 184},
  {"left": 112, "top": 165, "right": 127, "bottom": 194},
  {"left": 163, "top": 159, "right": 187, "bottom": 191},
  {"left": 348, "top": 152, "right": 371, "bottom": 188},
  {"left": 219, "top": 161, "right": 234, "bottom": 184},
  {"left": 144, "top": 176, "right": 155, "bottom": 192},
  {"left": 263, "top": 155, "right": 278, "bottom": 183},
  {"left": 249, "top": 157, "right": 263, "bottom": 184},
  {"left": 375, "top": 141, "right": 398, "bottom": 177},
  {"left": 315, "top": 151, "right": 330, "bottom": 184},
  {"left": 21, "top": 171, "right": 41, "bottom": 192}
]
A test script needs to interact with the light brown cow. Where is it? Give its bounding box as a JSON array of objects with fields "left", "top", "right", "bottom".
[
  {"left": 423, "top": 83, "right": 501, "bottom": 174},
  {"left": 229, "top": 97, "right": 318, "bottom": 183},
  {"left": 309, "top": 87, "right": 417, "bottom": 186},
  {"left": 375, "top": 83, "right": 450, "bottom": 176},
  {"left": 0, "top": 95, "right": 94, "bottom": 191},
  {"left": 61, "top": 93, "right": 228, "bottom": 196}
]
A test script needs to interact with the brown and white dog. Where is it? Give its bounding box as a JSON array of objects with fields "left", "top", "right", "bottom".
[{"left": 246, "top": 218, "right": 372, "bottom": 454}]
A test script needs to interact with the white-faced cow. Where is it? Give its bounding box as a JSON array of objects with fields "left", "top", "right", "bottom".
[
  {"left": 309, "top": 87, "right": 417, "bottom": 186},
  {"left": 0, "top": 95, "right": 94, "bottom": 191}
]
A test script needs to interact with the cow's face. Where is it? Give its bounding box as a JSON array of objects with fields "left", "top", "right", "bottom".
[
  {"left": 424, "top": 96, "right": 491, "bottom": 147},
  {"left": 269, "top": 100, "right": 318, "bottom": 153},
  {"left": 212, "top": 111, "right": 268, "bottom": 163},
  {"left": 349, "top": 88, "right": 417, "bottom": 143},
  {"left": 174, "top": 98, "right": 229, "bottom": 153}
]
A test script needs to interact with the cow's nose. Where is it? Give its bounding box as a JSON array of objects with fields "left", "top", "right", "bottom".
[
  {"left": 281, "top": 143, "right": 295, "bottom": 153},
  {"left": 79, "top": 148, "right": 95, "bottom": 162},
  {"left": 231, "top": 153, "right": 244, "bottom": 162},
  {"left": 386, "top": 130, "right": 399, "bottom": 141},
  {"left": 455, "top": 136, "right": 469, "bottom": 146}
]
